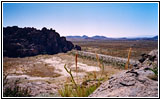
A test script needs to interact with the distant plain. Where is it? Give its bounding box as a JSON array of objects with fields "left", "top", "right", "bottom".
[{"left": 70, "top": 40, "right": 158, "bottom": 60}]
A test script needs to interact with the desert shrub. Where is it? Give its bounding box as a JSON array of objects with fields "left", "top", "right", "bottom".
[
  {"left": 150, "top": 67, "right": 158, "bottom": 76},
  {"left": 149, "top": 66, "right": 158, "bottom": 81},
  {"left": 146, "top": 62, "right": 158, "bottom": 81}
]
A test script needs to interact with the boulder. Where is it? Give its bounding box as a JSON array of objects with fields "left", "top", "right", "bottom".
[
  {"left": 74, "top": 45, "right": 81, "bottom": 51},
  {"left": 138, "top": 50, "right": 158, "bottom": 64},
  {"left": 89, "top": 50, "right": 158, "bottom": 97}
]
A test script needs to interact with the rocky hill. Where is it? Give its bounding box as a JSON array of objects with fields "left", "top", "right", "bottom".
[
  {"left": 89, "top": 50, "right": 158, "bottom": 97},
  {"left": 3, "top": 26, "right": 80, "bottom": 57}
]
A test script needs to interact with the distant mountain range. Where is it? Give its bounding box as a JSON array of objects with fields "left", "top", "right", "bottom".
[{"left": 66, "top": 35, "right": 158, "bottom": 41}]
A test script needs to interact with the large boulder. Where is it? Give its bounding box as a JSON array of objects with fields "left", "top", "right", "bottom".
[
  {"left": 3, "top": 26, "right": 77, "bottom": 57},
  {"left": 89, "top": 50, "right": 158, "bottom": 97}
]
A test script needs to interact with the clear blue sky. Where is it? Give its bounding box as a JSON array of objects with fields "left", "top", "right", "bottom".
[{"left": 3, "top": 3, "right": 158, "bottom": 37}]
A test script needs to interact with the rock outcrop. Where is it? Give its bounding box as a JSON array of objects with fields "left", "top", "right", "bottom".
[
  {"left": 70, "top": 50, "right": 139, "bottom": 68},
  {"left": 89, "top": 50, "right": 158, "bottom": 97},
  {"left": 74, "top": 45, "right": 81, "bottom": 51},
  {"left": 3, "top": 26, "right": 77, "bottom": 57}
]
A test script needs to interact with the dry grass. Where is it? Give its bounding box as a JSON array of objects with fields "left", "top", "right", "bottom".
[
  {"left": 3, "top": 56, "right": 61, "bottom": 78},
  {"left": 26, "top": 63, "right": 61, "bottom": 78},
  {"left": 3, "top": 57, "right": 36, "bottom": 73}
]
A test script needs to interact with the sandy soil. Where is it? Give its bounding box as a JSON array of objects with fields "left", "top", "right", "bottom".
[
  {"left": 3, "top": 53, "right": 121, "bottom": 97},
  {"left": 41, "top": 56, "right": 100, "bottom": 77}
]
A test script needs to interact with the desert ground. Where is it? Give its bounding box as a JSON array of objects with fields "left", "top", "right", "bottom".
[
  {"left": 3, "top": 52, "right": 121, "bottom": 97},
  {"left": 71, "top": 40, "right": 158, "bottom": 60},
  {"left": 3, "top": 40, "right": 158, "bottom": 97}
]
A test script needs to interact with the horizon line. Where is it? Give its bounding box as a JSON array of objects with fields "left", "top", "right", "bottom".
[{"left": 3, "top": 26, "right": 158, "bottom": 38}]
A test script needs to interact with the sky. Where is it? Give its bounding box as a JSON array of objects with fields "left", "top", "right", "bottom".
[{"left": 3, "top": 3, "right": 158, "bottom": 38}]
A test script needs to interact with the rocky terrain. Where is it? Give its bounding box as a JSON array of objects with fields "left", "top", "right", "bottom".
[
  {"left": 3, "top": 26, "right": 81, "bottom": 57},
  {"left": 89, "top": 50, "right": 158, "bottom": 97},
  {"left": 3, "top": 29, "right": 158, "bottom": 97},
  {"left": 3, "top": 50, "right": 158, "bottom": 97},
  {"left": 3, "top": 46, "right": 158, "bottom": 97}
]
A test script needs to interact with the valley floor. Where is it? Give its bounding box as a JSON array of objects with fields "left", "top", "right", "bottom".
[{"left": 3, "top": 53, "right": 121, "bottom": 97}]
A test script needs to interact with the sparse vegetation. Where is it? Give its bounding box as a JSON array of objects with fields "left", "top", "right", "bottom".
[
  {"left": 150, "top": 66, "right": 158, "bottom": 77},
  {"left": 71, "top": 40, "right": 158, "bottom": 60},
  {"left": 3, "top": 74, "right": 31, "bottom": 97},
  {"left": 96, "top": 53, "right": 104, "bottom": 79},
  {"left": 148, "top": 64, "right": 158, "bottom": 81},
  {"left": 58, "top": 82, "right": 99, "bottom": 97},
  {"left": 6, "top": 40, "right": 156, "bottom": 97},
  {"left": 58, "top": 54, "right": 107, "bottom": 97},
  {"left": 3, "top": 57, "right": 61, "bottom": 78},
  {"left": 26, "top": 63, "right": 61, "bottom": 78},
  {"left": 58, "top": 64, "right": 101, "bottom": 97},
  {"left": 69, "top": 50, "right": 133, "bottom": 69},
  {"left": 64, "top": 64, "right": 77, "bottom": 88}
]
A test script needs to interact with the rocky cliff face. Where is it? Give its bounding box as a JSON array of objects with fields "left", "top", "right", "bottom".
[{"left": 3, "top": 26, "right": 77, "bottom": 57}]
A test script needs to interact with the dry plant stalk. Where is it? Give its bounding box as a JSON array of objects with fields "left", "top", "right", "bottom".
[
  {"left": 75, "top": 53, "right": 78, "bottom": 72},
  {"left": 93, "top": 71, "right": 97, "bottom": 79},
  {"left": 96, "top": 53, "right": 104, "bottom": 78},
  {"left": 75, "top": 53, "right": 78, "bottom": 83},
  {"left": 96, "top": 53, "right": 101, "bottom": 68},
  {"left": 93, "top": 53, "right": 100, "bottom": 79},
  {"left": 64, "top": 64, "right": 77, "bottom": 88},
  {"left": 125, "top": 48, "right": 132, "bottom": 70}
]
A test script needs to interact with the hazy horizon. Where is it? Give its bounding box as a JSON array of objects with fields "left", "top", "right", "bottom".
[
  {"left": 65, "top": 34, "right": 158, "bottom": 38},
  {"left": 3, "top": 3, "right": 158, "bottom": 38}
]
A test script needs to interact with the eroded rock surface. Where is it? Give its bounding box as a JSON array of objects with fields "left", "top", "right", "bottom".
[{"left": 89, "top": 50, "right": 158, "bottom": 97}]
